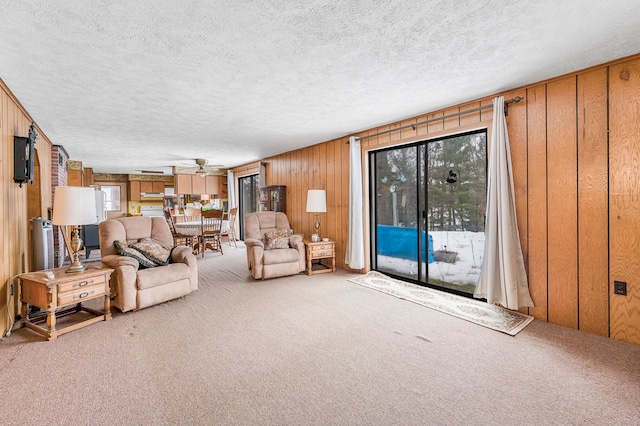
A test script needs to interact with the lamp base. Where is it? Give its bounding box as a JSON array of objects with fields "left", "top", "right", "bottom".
[
  {"left": 66, "top": 226, "right": 87, "bottom": 273},
  {"left": 314, "top": 213, "right": 320, "bottom": 239},
  {"left": 66, "top": 261, "right": 87, "bottom": 273}
]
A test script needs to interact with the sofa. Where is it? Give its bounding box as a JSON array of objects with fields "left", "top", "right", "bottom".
[
  {"left": 99, "top": 216, "right": 198, "bottom": 312},
  {"left": 244, "top": 211, "right": 305, "bottom": 280}
]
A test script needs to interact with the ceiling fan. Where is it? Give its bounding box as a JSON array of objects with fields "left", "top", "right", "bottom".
[
  {"left": 194, "top": 158, "right": 208, "bottom": 176},
  {"left": 170, "top": 159, "right": 226, "bottom": 176}
]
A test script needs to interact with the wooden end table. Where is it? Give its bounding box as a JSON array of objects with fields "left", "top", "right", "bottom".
[
  {"left": 304, "top": 239, "right": 336, "bottom": 275},
  {"left": 20, "top": 266, "right": 114, "bottom": 340}
]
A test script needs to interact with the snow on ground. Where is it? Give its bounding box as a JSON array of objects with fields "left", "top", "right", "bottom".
[{"left": 377, "top": 231, "right": 485, "bottom": 288}]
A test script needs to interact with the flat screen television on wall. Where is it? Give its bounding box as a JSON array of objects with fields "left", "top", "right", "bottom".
[{"left": 14, "top": 123, "right": 36, "bottom": 187}]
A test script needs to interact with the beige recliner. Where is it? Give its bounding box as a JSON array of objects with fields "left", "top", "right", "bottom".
[
  {"left": 99, "top": 216, "right": 198, "bottom": 312},
  {"left": 244, "top": 212, "right": 305, "bottom": 280}
]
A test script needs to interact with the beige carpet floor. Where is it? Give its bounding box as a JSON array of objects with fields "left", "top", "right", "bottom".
[{"left": 1, "top": 242, "right": 639, "bottom": 425}]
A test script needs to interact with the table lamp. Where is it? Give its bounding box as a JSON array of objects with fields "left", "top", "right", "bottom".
[
  {"left": 306, "top": 189, "right": 326, "bottom": 238},
  {"left": 52, "top": 186, "right": 98, "bottom": 272}
]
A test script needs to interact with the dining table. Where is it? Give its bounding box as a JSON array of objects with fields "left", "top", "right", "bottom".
[{"left": 174, "top": 219, "right": 229, "bottom": 255}]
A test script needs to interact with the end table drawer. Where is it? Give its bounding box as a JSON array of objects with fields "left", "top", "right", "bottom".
[
  {"left": 309, "top": 245, "right": 334, "bottom": 256},
  {"left": 310, "top": 250, "right": 333, "bottom": 259},
  {"left": 57, "top": 275, "right": 107, "bottom": 293},
  {"left": 58, "top": 284, "right": 106, "bottom": 306}
]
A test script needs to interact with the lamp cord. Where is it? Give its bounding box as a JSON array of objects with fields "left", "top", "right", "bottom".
[{"left": 3, "top": 274, "right": 24, "bottom": 339}]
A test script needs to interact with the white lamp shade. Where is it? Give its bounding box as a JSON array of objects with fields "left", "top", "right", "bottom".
[
  {"left": 52, "top": 186, "right": 98, "bottom": 225},
  {"left": 306, "top": 190, "right": 327, "bottom": 213}
]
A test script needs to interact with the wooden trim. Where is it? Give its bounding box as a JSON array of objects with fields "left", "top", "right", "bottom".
[{"left": 361, "top": 121, "right": 491, "bottom": 154}]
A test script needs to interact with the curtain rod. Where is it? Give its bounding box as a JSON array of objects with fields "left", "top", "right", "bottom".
[{"left": 348, "top": 96, "right": 524, "bottom": 143}]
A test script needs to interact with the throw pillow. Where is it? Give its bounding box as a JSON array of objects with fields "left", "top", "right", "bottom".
[
  {"left": 264, "top": 229, "right": 290, "bottom": 250},
  {"left": 114, "top": 240, "right": 158, "bottom": 269},
  {"left": 130, "top": 238, "right": 174, "bottom": 266}
]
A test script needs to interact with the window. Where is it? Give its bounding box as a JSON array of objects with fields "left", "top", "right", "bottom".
[{"left": 102, "top": 185, "right": 121, "bottom": 211}]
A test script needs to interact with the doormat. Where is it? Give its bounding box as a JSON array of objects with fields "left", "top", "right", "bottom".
[{"left": 347, "top": 271, "right": 533, "bottom": 336}]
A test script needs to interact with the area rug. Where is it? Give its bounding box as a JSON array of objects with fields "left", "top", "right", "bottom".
[{"left": 348, "top": 271, "right": 533, "bottom": 336}]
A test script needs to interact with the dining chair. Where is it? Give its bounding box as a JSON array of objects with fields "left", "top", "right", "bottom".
[
  {"left": 200, "top": 209, "right": 224, "bottom": 256},
  {"left": 183, "top": 207, "right": 202, "bottom": 223},
  {"left": 221, "top": 207, "right": 238, "bottom": 248},
  {"left": 164, "top": 210, "right": 193, "bottom": 247}
]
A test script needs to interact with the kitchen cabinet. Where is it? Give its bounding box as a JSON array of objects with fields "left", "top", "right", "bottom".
[
  {"left": 205, "top": 175, "right": 219, "bottom": 195},
  {"left": 130, "top": 180, "right": 165, "bottom": 201},
  {"left": 140, "top": 181, "right": 153, "bottom": 193},
  {"left": 140, "top": 181, "right": 164, "bottom": 193},
  {"left": 191, "top": 175, "right": 206, "bottom": 194},
  {"left": 129, "top": 181, "right": 141, "bottom": 201},
  {"left": 175, "top": 174, "right": 223, "bottom": 196},
  {"left": 174, "top": 174, "right": 193, "bottom": 195}
]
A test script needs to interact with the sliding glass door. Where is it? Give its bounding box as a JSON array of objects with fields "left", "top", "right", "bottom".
[
  {"left": 370, "top": 130, "right": 487, "bottom": 296},
  {"left": 238, "top": 174, "right": 259, "bottom": 240}
]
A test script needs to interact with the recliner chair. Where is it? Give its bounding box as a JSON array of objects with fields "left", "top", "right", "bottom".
[
  {"left": 244, "top": 211, "right": 305, "bottom": 280},
  {"left": 99, "top": 216, "right": 198, "bottom": 312}
]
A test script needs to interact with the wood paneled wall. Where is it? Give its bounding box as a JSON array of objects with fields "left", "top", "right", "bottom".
[
  {"left": 237, "top": 54, "right": 640, "bottom": 345},
  {"left": 1, "top": 78, "right": 53, "bottom": 336},
  {"left": 609, "top": 60, "right": 640, "bottom": 344}
]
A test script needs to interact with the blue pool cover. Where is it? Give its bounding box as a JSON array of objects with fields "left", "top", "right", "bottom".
[{"left": 376, "top": 225, "right": 435, "bottom": 263}]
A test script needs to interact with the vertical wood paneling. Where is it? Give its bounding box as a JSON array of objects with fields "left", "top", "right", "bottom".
[
  {"left": 609, "top": 58, "right": 640, "bottom": 345},
  {"left": 339, "top": 136, "right": 350, "bottom": 269},
  {"left": 318, "top": 142, "right": 327, "bottom": 238},
  {"left": 301, "top": 148, "right": 307, "bottom": 233},
  {"left": 326, "top": 140, "right": 336, "bottom": 242},
  {"left": 459, "top": 101, "right": 480, "bottom": 126},
  {"left": 480, "top": 99, "right": 493, "bottom": 122},
  {"left": 374, "top": 125, "right": 390, "bottom": 147},
  {"left": 389, "top": 123, "right": 401, "bottom": 143},
  {"left": 427, "top": 111, "right": 443, "bottom": 133},
  {"left": 361, "top": 128, "right": 372, "bottom": 149},
  {"left": 547, "top": 76, "right": 578, "bottom": 329},
  {"left": 293, "top": 150, "right": 302, "bottom": 234},
  {"left": 333, "top": 138, "right": 343, "bottom": 268},
  {"left": 526, "top": 85, "right": 548, "bottom": 320},
  {"left": 0, "top": 88, "right": 8, "bottom": 334},
  {"left": 504, "top": 90, "right": 528, "bottom": 291},
  {"left": 443, "top": 107, "right": 459, "bottom": 130},
  {"left": 577, "top": 68, "right": 609, "bottom": 336},
  {"left": 400, "top": 118, "right": 417, "bottom": 140},
  {"left": 1, "top": 80, "right": 54, "bottom": 335},
  {"left": 415, "top": 114, "right": 429, "bottom": 136}
]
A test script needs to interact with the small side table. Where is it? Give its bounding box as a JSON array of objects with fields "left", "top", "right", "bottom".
[
  {"left": 20, "top": 266, "right": 114, "bottom": 340},
  {"left": 303, "top": 239, "right": 336, "bottom": 275}
]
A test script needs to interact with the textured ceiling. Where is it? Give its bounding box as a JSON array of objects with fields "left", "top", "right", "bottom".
[{"left": 1, "top": 1, "right": 639, "bottom": 175}]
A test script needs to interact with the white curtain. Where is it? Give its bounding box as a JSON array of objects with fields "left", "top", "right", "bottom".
[
  {"left": 474, "top": 96, "right": 534, "bottom": 309},
  {"left": 227, "top": 170, "right": 235, "bottom": 209},
  {"left": 345, "top": 136, "right": 365, "bottom": 269},
  {"left": 259, "top": 162, "right": 266, "bottom": 187}
]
